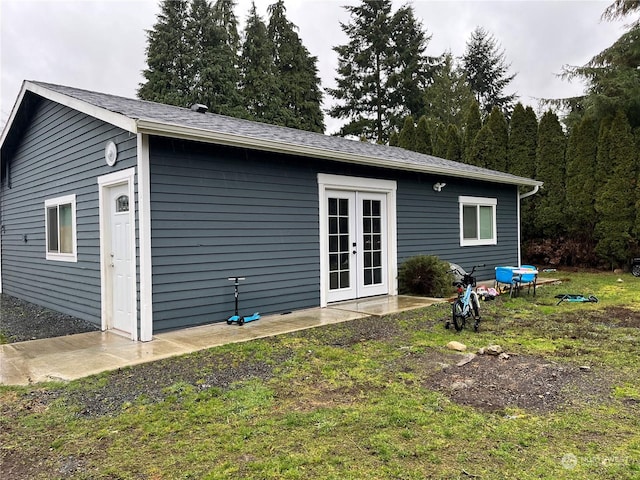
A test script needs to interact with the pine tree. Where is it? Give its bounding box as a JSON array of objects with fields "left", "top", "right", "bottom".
[
  {"left": 594, "top": 110, "right": 637, "bottom": 266},
  {"left": 423, "top": 52, "right": 474, "bottom": 129},
  {"left": 387, "top": 5, "right": 437, "bottom": 125},
  {"left": 462, "top": 99, "right": 482, "bottom": 164},
  {"left": 534, "top": 110, "right": 567, "bottom": 238},
  {"left": 267, "top": 0, "right": 324, "bottom": 133},
  {"left": 414, "top": 116, "right": 432, "bottom": 154},
  {"left": 460, "top": 26, "right": 517, "bottom": 115},
  {"left": 398, "top": 116, "right": 417, "bottom": 150},
  {"left": 139, "top": 0, "right": 192, "bottom": 106},
  {"left": 239, "top": 2, "right": 280, "bottom": 122},
  {"left": 565, "top": 115, "right": 598, "bottom": 238},
  {"left": 328, "top": 0, "right": 433, "bottom": 142},
  {"left": 485, "top": 106, "right": 508, "bottom": 171}
]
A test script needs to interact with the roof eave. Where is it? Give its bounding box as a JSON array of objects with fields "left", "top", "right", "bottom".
[{"left": 136, "top": 119, "right": 543, "bottom": 188}]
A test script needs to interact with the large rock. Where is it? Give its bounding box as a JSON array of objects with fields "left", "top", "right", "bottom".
[
  {"left": 446, "top": 341, "right": 467, "bottom": 352},
  {"left": 485, "top": 344, "right": 503, "bottom": 356}
]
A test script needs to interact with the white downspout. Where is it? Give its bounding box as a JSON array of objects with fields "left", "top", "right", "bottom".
[{"left": 517, "top": 184, "right": 541, "bottom": 266}]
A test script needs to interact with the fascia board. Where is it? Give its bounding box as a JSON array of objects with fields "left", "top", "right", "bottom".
[
  {"left": 137, "top": 118, "right": 543, "bottom": 188},
  {"left": 0, "top": 81, "right": 30, "bottom": 149},
  {"left": 26, "top": 81, "right": 136, "bottom": 133}
]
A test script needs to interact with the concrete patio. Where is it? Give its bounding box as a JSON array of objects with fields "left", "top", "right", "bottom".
[{"left": 0, "top": 295, "right": 442, "bottom": 386}]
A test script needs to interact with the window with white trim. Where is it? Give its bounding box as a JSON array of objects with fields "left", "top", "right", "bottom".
[
  {"left": 459, "top": 196, "right": 497, "bottom": 246},
  {"left": 45, "top": 194, "right": 77, "bottom": 262}
]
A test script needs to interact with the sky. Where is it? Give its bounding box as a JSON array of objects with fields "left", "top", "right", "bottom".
[{"left": 0, "top": 0, "right": 631, "bottom": 134}]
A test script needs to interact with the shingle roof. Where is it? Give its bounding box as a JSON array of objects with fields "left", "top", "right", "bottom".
[{"left": 4, "top": 81, "right": 542, "bottom": 187}]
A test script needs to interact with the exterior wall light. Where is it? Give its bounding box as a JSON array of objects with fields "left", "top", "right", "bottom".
[{"left": 433, "top": 182, "right": 446, "bottom": 192}]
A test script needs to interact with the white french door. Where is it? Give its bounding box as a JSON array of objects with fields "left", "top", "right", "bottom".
[{"left": 326, "top": 190, "right": 388, "bottom": 303}]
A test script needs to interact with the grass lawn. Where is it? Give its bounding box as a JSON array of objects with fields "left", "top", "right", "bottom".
[{"left": 1, "top": 270, "right": 640, "bottom": 479}]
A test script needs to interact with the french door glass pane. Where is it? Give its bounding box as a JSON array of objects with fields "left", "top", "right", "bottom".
[
  {"left": 328, "top": 197, "right": 350, "bottom": 290},
  {"left": 362, "top": 199, "right": 382, "bottom": 286}
]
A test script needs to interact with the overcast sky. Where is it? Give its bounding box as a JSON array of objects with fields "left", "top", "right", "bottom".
[{"left": 0, "top": 0, "right": 630, "bottom": 134}]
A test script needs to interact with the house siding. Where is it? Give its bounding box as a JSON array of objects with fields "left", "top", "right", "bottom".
[
  {"left": 0, "top": 97, "right": 137, "bottom": 325},
  {"left": 396, "top": 172, "right": 519, "bottom": 281},
  {"left": 149, "top": 138, "right": 519, "bottom": 332}
]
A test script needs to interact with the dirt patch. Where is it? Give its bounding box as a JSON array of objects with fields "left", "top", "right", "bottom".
[{"left": 410, "top": 350, "right": 615, "bottom": 413}]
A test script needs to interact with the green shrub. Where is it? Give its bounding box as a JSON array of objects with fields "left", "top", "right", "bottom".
[{"left": 398, "top": 255, "right": 452, "bottom": 297}]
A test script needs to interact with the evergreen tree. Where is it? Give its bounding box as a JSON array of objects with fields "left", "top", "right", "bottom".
[
  {"left": 328, "top": 0, "right": 433, "bottom": 142},
  {"left": 423, "top": 52, "right": 474, "bottom": 129},
  {"left": 388, "top": 5, "right": 437, "bottom": 124},
  {"left": 508, "top": 103, "right": 539, "bottom": 241},
  {"left": 565, "top": 115, "right": 598, "bottom": 238},
  {"left": 594, "top": 110, "right": 637, "bottom": 266},
  {"left": 431, "top": 124, "right": 448, "bottom": 158},
  {"left": 187, "top": 0, "right": 243, "bottom": 116},
  {"left": 444, "top": 124, "right": 462, "bottom": 162},
  {"left": 460, "top": 26, "right": 517, "bottom": 115},
  {"left": 398, "top": 116, "right": 417, "bottom": 150},
  {"left": 507, "top": 103, "right": 538, "bottom": 179},
  {"left": 534, "top": 110, "right": 567, "bottom": 238},
  {"left": 485, "top": 106, "right": 508, "bottom": 171},
  {"left": 267, "top": 0, "right": 325, "bottom": 133},
  {"left": 468, "top": 123, "right": 499, "bottom": 169},
  {"left": 139, "top": 0, "right": 192, "bottom": 106},
  {"left": 462, "top": 99, "right": 482, "bottom": 164},
  {"left": 414, "top": 115, "right": 432, "bottom": 154},
  {"left": 239, "top": 2, "right": 279, "bottom": 122}
]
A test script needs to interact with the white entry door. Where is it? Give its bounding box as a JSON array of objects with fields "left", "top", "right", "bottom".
[
  {"left": 326, "top": 190, "right": 388, "bottom": 303},
  {"left": 108, "top": 184, "right": 134, "bottom": 334}
]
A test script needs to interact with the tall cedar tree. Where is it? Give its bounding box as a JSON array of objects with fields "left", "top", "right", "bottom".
[
  {"left": 267, "top": 0, "right": 324, "bottom": 133},
  {"left": 187, "top": 0, "right": 244, "bottom": 117},
  {"left": 239, "top": 2, "right": 280, "bottom": 122},
  {"left": 534, "top": 110, "right": 567, "bottom": 238},
  {"left": 507, "top": 103, "right": 538, "bottom": 180},
  {"left": 508, "top": 103, "right": 538, "bottom": 241},
  {"left": 328, "top": 0, "right": 432, "bottom": 142},
  {"left": 444, "top": 124, "right": 462, "bottom": 162},
  {"left": 468, "top": 123, "right": 499, "bottom": 169},
  {"left": 398, "top": 116, "right": 417, "bottom": 150},
  {"left": 594, "top": 110, "right": 638, "bottom": 266},
  {"left": 414, "top": 116, "right": 432, "bottom": 154},
  {"left": 462, "top": 99, "right": 482, "bottom": 164},
  {"left": 485, "top": 106, "right": 508, "bottom": 171},
  {"left": 139, "top": 0, "right": 192, "bottom": 106},
  {"left": 423, "top": 52, "right": 474, "bottom": 129},
  {"left": 565, "top": 115, "right": 598, "bottom": 238},
  {"left": 461, "top": 26, "right": 517, "bottom": 116},
  {"left": 431, "top": 124, "right": 448, "bottom": 158}
]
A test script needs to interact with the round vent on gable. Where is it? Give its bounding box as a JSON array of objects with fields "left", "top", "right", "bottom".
[{"left": 105, "top": 141, "right": 118, "bottom": 166}]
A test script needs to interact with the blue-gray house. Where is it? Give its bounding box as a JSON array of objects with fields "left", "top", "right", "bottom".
[{"left": 0, "top": 81, "right": 541, "bottom": 341}]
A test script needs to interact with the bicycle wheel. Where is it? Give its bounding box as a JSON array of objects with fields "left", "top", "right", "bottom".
[
  {"left": 632, "top": 263, "right": 640, "bottom": 277},
  {"left": 452, "top": 299, "right": 465, "bottom": 332}
]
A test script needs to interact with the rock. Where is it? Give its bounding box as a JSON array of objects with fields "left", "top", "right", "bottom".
[
  {"left": 446, "top": 341, "right": 467, "bottom": 352},
  {"left": 614, "top": 268, "right": 623, "bottom": 274},
  {"left": 485, "top": 344, "right": 503, "bottom": 356},
  {"left": 456, "top": 354, "right": 476, "bottom": 367},
  {"left": 498, "top": 352, "right": 510, "bottom": 360},
  {"left": 617, "top": 278, "right": 624, "bottom": 283},
  {"left": 579, "top": 365, "right": 591, "bottom": 371},
  {"left": 477, "top": 347, "right": 485, "bottom": 355}
]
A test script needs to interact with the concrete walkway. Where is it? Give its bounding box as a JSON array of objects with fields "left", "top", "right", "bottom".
[{"left": 0, "top": 295, "right": 442, "bottom": 386}]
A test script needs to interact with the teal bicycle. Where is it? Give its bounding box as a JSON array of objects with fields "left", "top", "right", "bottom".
[{"left": 446, "top": 264, "right": 483, "bottom": 332}]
